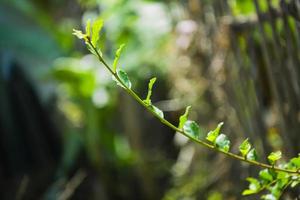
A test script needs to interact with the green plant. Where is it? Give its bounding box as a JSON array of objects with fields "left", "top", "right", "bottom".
[{"left": 73, "top": 18, "right": 300, "bottom": 199}]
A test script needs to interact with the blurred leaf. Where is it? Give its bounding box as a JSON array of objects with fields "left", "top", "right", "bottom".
[
  {"left": 259, "top": 169, "right": 274, "bottom": 183},
  {"left": 73, "top": 29, "right": 87, "bottom": 41},
  {"left": 261, "top": 194, "right": 277, "bottom": 200},
  {"left": 215, "top": 134, "right": 230, "bottom": 152},
  {"left": 91, "top": 18, "right": 103, "bottom": 47},
  {"left": 291, "top": 180, "right": 300, "bottom": 188},
  {"left": 276, "top": 171, "right": 289, "bottom": 183},
  {"left": 143, "top": 77, "right": 157, "bottom": 105},
  {"left": 242, "top": 177, "right": 261, "bottom": 195},
  {"left": 289, "top": 156, "right": 300, "bottom": 168},
  {"left": 183, "top": 120, "right": 200, "bottom": 139},
  {"left": 230, "top": 0, "right": 255, "bottom": 16},
  {"left": 86, "top": 19, "right": 91, "bottom": 37},
  {"left": 178, "top": 106, "right": 191, "bottom": 129},
  {"left": 239, "top": 138, "right": 251, "bottom": 157},
  {"left": 53, "top": 67, "right": 96, "bottom": 97},
  {"left": 206, "top": 122, "right": 224, "bottom": 143},
  {"left": 86, "top": 42, "right": 97, "bottom": 55}
]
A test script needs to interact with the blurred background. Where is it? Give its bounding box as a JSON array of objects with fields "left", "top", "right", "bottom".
[{"left": 1, "top": 0, "right": 300, "bottom": 199}]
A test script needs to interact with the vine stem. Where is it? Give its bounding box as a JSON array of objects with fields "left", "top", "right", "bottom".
[{"left": 87, "top": 40, "right": 300, "bottom": 175}]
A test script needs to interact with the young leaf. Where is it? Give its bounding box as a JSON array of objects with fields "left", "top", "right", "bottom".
[
  {"left": 85, "top": 19, "right": 91, "bottom": 37},
  {"left": 183, "top": 120, "right": 200, "bottom": 139},
  {"left": 113, "top": 44, "right": 125, "bottom": 72},
  {"left": 242, "top": 177, "right": 261, "bottom": 195},
  {"left": 149, "top": 105, "right": 164, "bottom": 119},
  {"left": 73, "top": 29, "right": 88, "bottom": 42},
  {"left": 178, "top": 106, "right": 191, "bottom": 129},
  {"left": 91, "top": 18, "right": 103, "bottom": 47},
  {"left": 268, "top": 151, "right": 282, "bottom": 165},
  {"left": 112, "top": 69, "right": 132, "bottom": 89},
  {"left": 246, "top": 148, "right": 258, "bottom": 161},
  {"left": 206, "top": 122, "right": 224, "bottom": 143},
  {"left": 215, "top": 134, "right": 230, "bottom": 152},
  {"left": 239, "top": 138, "right": 251, "bottom": 157},
  {"left": 143, "top": 77, "right": 157, "bottom": 105}
]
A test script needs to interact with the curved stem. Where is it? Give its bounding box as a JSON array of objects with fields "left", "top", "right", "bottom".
[{"left": 87, "top": 40, "right": 300, "bottom": 175}]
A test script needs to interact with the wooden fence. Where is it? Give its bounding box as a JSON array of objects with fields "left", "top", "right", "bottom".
[{"left": 220, "top": 0, "right": 300, "bottom": 156}]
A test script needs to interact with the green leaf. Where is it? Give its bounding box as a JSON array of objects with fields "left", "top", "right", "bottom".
[
  {"left": 183, "top": 120, "right": 200, "bottom": 139},
  {"left": 85, "top": 19, "right": 91, "bottom": 37},
  {"left": 242, "top": 177, "right": 261, "bottom": 195},
  {"left": 143, "top": 77, "right": 157, "bottom": 105},
  {"left": 112, "top": 69, "right": 132, "bottom": 89},
  {"left": 246, "top": 148, "right": 258, "bottom": 161},
  {"left": 259, "top": 169, "right": 273, "bottom": 182},
  {"left": 73, "top": 29, "right": 88, "bottom": 41},
  {"left": 113, "top": 44, "right": 125, "bottom": 72},
  {"left": 242, "top": 189, "right": 257, "bottom": 195},
  {"left": 215, "top": 134, "right": 230, "bottom": 152},
  {"left": 91, "top": 18, "right": 103, "bottom": 47},
  {"left": 268, "top": 151, "right": 282, "bottom": 165},
  {"left": 149, "top": 105, "right": 164, "bottom": 119},
  {"left": 239, "top": 138, "right": 251, "bottom": 157},
  {"left": 178, "top": 106, "right": 191, "bottom": 129},
  {"left": 206, "top": 122, "right": 224, "bottom": 143}
]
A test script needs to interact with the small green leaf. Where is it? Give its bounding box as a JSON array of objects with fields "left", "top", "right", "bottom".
[
  {"left": 113, "top": 44, "right": 125, "bottom": 72},
  {"left": 259, "top": 169, "right": 273, "bottom": 182},
  {"left": 178, "top": 106, "right": 191, "bottom": 129},
  {"left": 215, "top": 134, "right": 230, "bottom": 152},
  {"left": 242, "top": 177, "right": 261, "bottom": 195},
  {"left": 239, "top": 138, "right": 251, "bottom": 157},
  {"left": 242, "top": 189, "right": 257, "bottom": 195},
  {"left": 183, "top": 120, "right": 200, "bottom": 139},
  {"left": 246, "top": 148, "right": 258, "bottom": 161},
  {"left": 112, "top": 69, "right": 132, "bottom": 89},
  {"left": 268, "top": 151, "right": 282, "bottom": 165},
  {"left": 206, "top": 122, "right": 224, "bottom": 143},
  {"left": 149, "top": 105, "right": 164, "bottom": 119},
  {"left": 86, "top": 19, "right": 91, "bottom": 37},
  {"left": 143, "top": 77, "right": 157, "bottom": 105},
  {"left": 91, "top": 18, "right": 103, "bottom": 47},
  {"left": 73, "top": 29, "right": 88, "bottom": 41}
]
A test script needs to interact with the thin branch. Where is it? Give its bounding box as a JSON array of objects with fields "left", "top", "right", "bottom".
[{"left": 87, "top": 39, "right": 300, "bottom": 175}]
